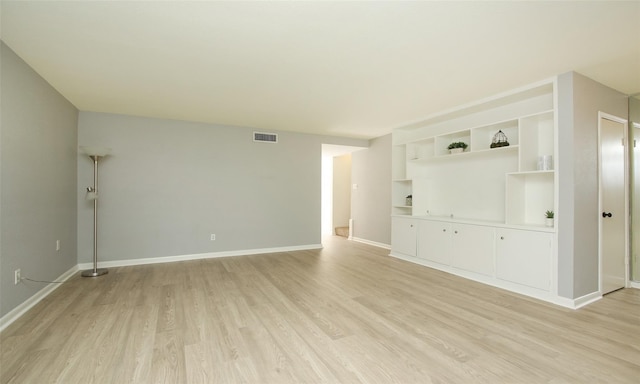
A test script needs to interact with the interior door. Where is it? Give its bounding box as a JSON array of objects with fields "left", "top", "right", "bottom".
[{"left": 599, "top": 114, "right": 628, "bottom": 294}]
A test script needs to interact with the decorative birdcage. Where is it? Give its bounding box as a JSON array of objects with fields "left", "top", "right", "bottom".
[{"left": 490, "top": 130, "right": 510, "bottom": 148}]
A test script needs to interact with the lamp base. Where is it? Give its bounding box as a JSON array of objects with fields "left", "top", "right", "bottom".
[{"left": 81, "top": 268, "right": 108, "bottom": 277}]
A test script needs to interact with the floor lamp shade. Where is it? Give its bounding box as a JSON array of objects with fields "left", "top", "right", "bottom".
[
  {"left": 80, "top": 145, "right": 111, "bottom": 277},
  {"left": 80, "top": 146, "right": 112, "bottom": 157}
]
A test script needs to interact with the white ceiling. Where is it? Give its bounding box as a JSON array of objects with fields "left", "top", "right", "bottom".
[{"left": 1, "top": 1, "right": 639, "bottom": 140}]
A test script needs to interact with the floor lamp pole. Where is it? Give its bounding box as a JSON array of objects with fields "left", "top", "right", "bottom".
[{"left": 81, "top": 147, "right": 110, "bottom": 277}]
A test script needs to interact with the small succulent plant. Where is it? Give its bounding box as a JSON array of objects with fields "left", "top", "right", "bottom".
[{"left": 447, "top": 141, "right": 468, "bottom": 150}]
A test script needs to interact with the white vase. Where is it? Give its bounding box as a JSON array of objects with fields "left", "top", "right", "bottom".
[
  {"left": 545, "top": 218, "right": 554, "bottom": 227},
  {"left": 450, "top": 148, "right": 463, "bottom": 154}
]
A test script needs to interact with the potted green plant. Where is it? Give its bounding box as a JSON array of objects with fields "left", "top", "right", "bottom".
[
  {"left": 545, "top": 210, "right": 554, "bottom": 227},
  {"left": 406, "top": 194, "right": 412, "bottom": 206},
  {"left": 447, "top": 141, "right": 468, "bottom": 154}
]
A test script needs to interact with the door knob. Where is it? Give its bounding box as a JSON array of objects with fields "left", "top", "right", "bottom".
[{"left": 602, "top": 212, "right": 612, "bottom": 218}]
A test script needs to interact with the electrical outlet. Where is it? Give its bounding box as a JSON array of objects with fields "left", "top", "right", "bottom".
[
  {"left": 210, "top": 234, "right": 216, "bottom": 241},
  {"left": 14, "top": 269, "right": 21, "bottom": 285}
]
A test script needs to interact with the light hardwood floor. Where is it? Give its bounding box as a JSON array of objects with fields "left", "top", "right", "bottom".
[{"left": 1, "top": 237, "right": 639, "bottom": 383}]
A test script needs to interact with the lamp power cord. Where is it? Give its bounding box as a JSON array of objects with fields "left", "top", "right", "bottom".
[{"left": 20, "top": 276, "right": 65, "bottom": 284}]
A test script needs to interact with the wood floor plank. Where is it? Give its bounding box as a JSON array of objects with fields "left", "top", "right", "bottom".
[
  {"left": 2, "top": 236, "right": 639, "bottom": 383},
  {"left": 251, "top": 301, "right": 341, "bottom": 383},
  {"left": 151, "top": 330, "right": 187, "bottom": 384},
  {"left": 113, "top": 304, "right": 158, "bottom": 384}
]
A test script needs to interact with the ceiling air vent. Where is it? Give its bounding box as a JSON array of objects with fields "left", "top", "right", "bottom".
[{"left": 253, "top": 132, "right": 278, "bottom": 143}]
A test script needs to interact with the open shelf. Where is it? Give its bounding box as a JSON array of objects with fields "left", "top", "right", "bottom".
[
  {"left": 471, "top": 119, "right": 519, "bottom": 151},
  {"left": 406, "top": 138, "right": 435, "bottom": 161},
  {"left": 519, "top": 110, "right": 555, "bottom": 172},
  {"left": 505, "top": 171, "right": 555, "bottom": 227},
  {"left": 392, "top": 144, "right": 407, "bottom": 179},
  {"left": 392, "top": 179, "right": 413, "bottom": 216},
  {"left": 434, "top": 130, "right": 471, "bottom": 156}
]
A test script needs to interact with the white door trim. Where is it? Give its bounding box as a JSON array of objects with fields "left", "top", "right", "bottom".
[
  {"left": 597, "top": 111, "right": 629, "bottom": 294},
  {"left": 633, "top": 122, "right": 640, "bottom": 285}
]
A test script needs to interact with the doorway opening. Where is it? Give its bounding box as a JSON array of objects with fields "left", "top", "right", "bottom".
[{"left": 321, "top": 145, "right": 366, "bottom": 239}]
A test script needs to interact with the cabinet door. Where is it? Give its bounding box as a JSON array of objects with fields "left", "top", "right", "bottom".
[
  {"left": 417, "top": 221, "right": 451, "bottom": 265},
  {"left": 496, "top": 229, "right": 552, "bottom": 291},
  {"left": 451, "top": 224, "right": 495, "bottom": 276},
  {"left": 391, "top": 217, "right": 417, "bottom": 257}
]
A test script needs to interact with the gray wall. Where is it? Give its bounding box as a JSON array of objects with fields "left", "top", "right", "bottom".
[
  {"left": 1, "top": 43, "right": 79, "bottom": 318},
  {"left": 77, "top": 112, "right": 367, "bottom": 263},
  {"left": 351, "top": 134, "right": 392, "bottom": 245},
  {"left": 557, "top": 73, "right": 576, "bottom": 299},
  {"left": 630, "top": 96, "right": 640, "bottom": 122},
  {"left": 557, "top": 72, "right": 628, "bottom": 299}
]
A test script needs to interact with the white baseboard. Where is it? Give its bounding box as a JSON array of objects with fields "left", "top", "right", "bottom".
[
  {"left": 0, "top": 265, "right": 79, "bottom": 333},
  {"left": 551, "top": 291, "right": 602, "bottom": 309},
  {"left": 570, "top": 291, "right": 602, "bottom": 309},
  {"left": 350, "top": 237, "right": 391, "bottom": 250},
  {"left": 77, "top": 243, "right": 323, "bottom": 270},
  {"left": 629, "top": 281, "right": 640, "bottom": 289}
]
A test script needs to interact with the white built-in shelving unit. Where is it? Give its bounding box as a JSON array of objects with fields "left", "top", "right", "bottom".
[{"left": 390, "top": 79, "right": 562, "bottom": 305}]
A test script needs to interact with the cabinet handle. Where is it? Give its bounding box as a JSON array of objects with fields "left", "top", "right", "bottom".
[
  {"left": 602, "top": 212, "right": 612, "bottom": 218},
  {"left": 443, "top": 229, "right": 446, "bottom": 232},
  {"left": 454, "top": 230, "right": 458, "bottom": 234},
  {"left": 500, "top": 236, "right": 504, "bottom": 240},
  {"left": 410, "top": 224, "right": 414, "bottom": 227}
]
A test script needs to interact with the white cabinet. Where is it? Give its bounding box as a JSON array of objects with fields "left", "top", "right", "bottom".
[
  {"left": 390, "top": 216, "right": 557, "bottom": 303},
  {"left": 391, "top": 217, "right": 417, "bottom": 257},
  {"left": 417, "top": 221, "right": 494, "bottom": 273},
  {"left": 417, "top": 221, "right": 451, "bottom": 265},
  {"left": 496, "top": 228, "right": 552, "bottom": 291},
  {"left": 450, "top": 224, "right": 495, "bottom": 276}
]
